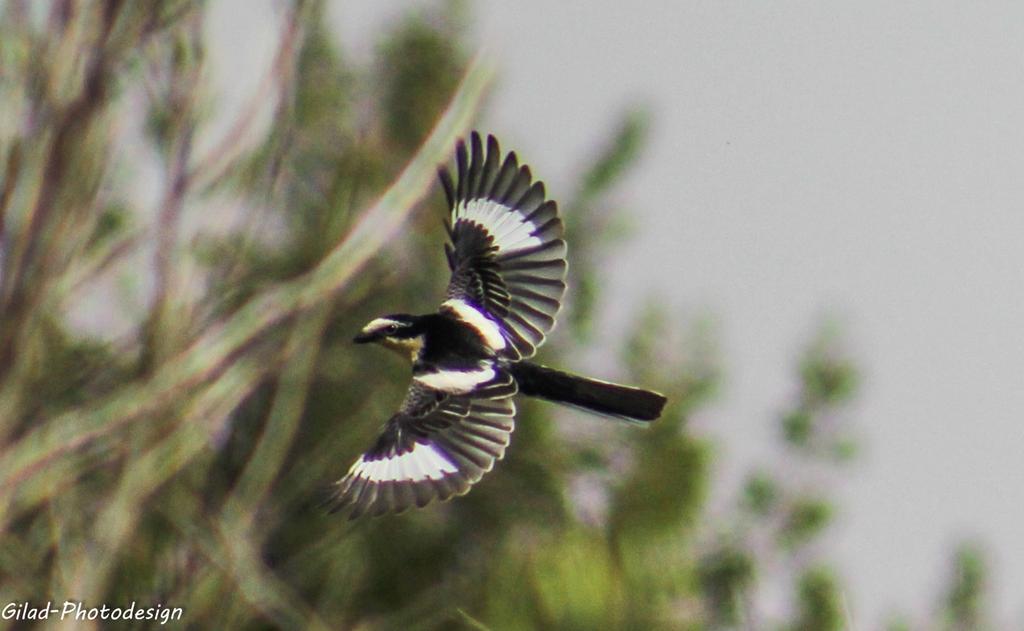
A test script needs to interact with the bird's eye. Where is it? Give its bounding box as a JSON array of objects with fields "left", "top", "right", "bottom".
[{"left": 386, "top": 324, "right": 399, "bottom": 333}]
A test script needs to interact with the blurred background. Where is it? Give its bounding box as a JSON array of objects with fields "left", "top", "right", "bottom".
[{"left": 1, "top": 0, "right": 1021, "bottom": 629}]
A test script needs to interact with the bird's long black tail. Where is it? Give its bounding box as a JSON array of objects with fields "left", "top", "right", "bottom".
[{"left": 508, "top": 362, "right": 667, "bottom": 423}]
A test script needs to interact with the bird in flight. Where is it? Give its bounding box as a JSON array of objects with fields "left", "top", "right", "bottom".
[{"left": 326, "top": 133, "right": 667, "bottom": 518}]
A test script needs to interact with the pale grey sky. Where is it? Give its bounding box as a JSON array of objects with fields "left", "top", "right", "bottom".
[{"left": 202, "top": 1, "right": 1024, "bottom": 625}]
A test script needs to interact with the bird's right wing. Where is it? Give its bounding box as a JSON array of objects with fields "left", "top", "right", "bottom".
[
  {"left": 325, "top": 373, "right": 517, "bottom": 519},
  {"left": 440, "top": 133, "right": 568, "bottom": 359}
]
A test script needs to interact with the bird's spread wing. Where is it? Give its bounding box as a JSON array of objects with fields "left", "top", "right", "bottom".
[
  {"left": 440, "top": 132, "right": 567, "bottom": 359},
  {"left": 326, "top": 371, "right": 517, "bottom": 518}
]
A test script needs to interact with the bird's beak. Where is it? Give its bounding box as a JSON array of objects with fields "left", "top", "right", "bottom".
[{"left": 353, "top": 331, "right": 375, "bottom": 344}]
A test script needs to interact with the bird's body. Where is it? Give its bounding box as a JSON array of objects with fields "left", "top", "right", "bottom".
[
  {"left": 327, "top": 133, "right": 667, "bottom": 518},
  {"left": 362, "top": 307, "right": 496, "bottom": 367}
]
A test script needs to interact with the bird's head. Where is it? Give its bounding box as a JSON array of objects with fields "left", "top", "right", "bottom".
[{"left": 354, "top": 314, "right": 424, "bottom": 359}]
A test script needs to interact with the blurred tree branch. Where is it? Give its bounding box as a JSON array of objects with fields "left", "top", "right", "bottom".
[{"left": 0, "top": 31, "right": 492, "bottom": 531}]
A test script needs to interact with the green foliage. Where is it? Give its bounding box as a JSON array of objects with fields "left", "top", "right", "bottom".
[
  {"left": 782, "top": 409, "right": 813, "bottom": 447},
  {"left": 698, "top": 544, "right": 755, "bottom": 627},
  {"left": 577, "top": 110, "right": 649, "bottom": 208},
  {"left": 780, "top": 326, "right": 861, "bottom": 459},
  {"left": 942, "top": 543, "right": 990, "bottom": 631},
  {"left": 86, "top": 202, "right": 131, "bottom": 249},
  {"left": 699, "top": 326, "right": 860, "bottom": 629},
  {"left": 790, "top": 567, "right": 844, "bottom": 631},
  {"left": 800, "top": 345, "right": 858, "bottom": 407},
  {"left": 563, "top": 112, "right": 650, "bottom": 341},
  {"left": 886, "top": 617, "right": 913, "bottom": 631},
  {"left": 742, "top": 471, "right": 779, "bottom": 517},
  {"left": 380, "top": 4, "right": 466, "bottom": 151},
  {"left": 610, "top": 432, "right": 709, "bottom": 543},
  {"left": 779, "top": 497, "right": 833, "bottom": 549},
  {"left": 531, "top": 531, "right": 624, "bottom": 630}
]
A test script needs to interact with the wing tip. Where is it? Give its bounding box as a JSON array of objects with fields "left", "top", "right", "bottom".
[{"left": 439, "top": 167, "right": 455, "bottom": 208}]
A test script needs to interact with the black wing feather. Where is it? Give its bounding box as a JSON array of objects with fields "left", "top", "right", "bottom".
[
  {"left": 326, "top": 373, "right": 517, "bottom": 519},
  {"left": 441, "top": 132, "right": 568, "bottom": 359}
]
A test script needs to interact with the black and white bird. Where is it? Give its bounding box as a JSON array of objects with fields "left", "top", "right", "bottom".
[{"left": 326, "top": 133, "right": 667, "bottom": 518}]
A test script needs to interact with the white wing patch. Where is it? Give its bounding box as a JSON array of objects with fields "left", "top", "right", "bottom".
[
  {"left": 348, "top": 443, "right": 458, "bottom": 483},
  {"left": 455, "top": 199, "right": 544, "bottom": 253},
  {"left": 441, "top": 298, "right": 506, "bottom": 351},
  {"left": 414, "top": 364, "right": 497, "bottom": 394}
]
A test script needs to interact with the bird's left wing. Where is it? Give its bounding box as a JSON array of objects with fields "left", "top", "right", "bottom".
[
  {"left": 326, "top": 372, "right": 517, "bottom": 518},
  {"left": 440, "top": 132, "right": 568, "bottom": 359}
]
